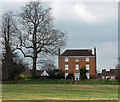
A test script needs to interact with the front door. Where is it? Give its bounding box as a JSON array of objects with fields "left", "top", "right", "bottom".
[{"left": 75, "top": 72, "right": 79, "bottom": 80}]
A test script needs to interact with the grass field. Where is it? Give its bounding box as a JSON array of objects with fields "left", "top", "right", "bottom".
[
  {"left": 2, "top": 79, "right": 118, "bottom": 85},
  {"left": 2, "top": 84, "right": 118, "bottom": 101}
]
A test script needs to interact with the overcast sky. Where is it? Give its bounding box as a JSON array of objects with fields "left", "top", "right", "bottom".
[{"left": 1, "top": 0, "right": 118, "bottom": 72}]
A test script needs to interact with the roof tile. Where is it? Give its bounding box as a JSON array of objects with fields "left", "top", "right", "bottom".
[{"left": 61, "top": 49, "right": 94, "bottom": 56}]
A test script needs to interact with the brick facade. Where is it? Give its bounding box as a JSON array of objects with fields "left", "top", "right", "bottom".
[
  {"left": 58, "top": 47, "right": 97, "bottom": 80},
  {"left": 97, "top": 69, "right": 118, "bottom": 80}
]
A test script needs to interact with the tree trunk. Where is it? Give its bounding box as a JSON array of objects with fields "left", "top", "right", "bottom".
[
  {"left": 32, "top": 53, "right": 37, "bottom": 78},
  {"left": 32, "top": 25, "right": 37, "bottom": 78}
]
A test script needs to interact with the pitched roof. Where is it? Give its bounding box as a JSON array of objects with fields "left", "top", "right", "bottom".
[
  {"left": 20, "top": 69, "right": 43, "bottom": 75},
  {"left": 98, "top": 69, "right": 118, "bottom": 76},
  {"left": 61, "top": 49, "right": 94, "bottom": 56}
]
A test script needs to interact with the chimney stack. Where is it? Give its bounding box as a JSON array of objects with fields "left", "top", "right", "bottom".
[
  {"left": 94, "top": 46, "right": 96, "bottom": 56},
  {"left": 94, "top": 46, "right": 97, "bottom": 76},
  {"left": 58, "top": 48, "right": 60, "bottom": 57},
  {"left": 58, "top": 48, "right": 60, "bottom": 70}
]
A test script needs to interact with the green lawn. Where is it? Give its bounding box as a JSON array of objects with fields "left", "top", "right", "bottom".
[
  {"left": 2, "top": 79, "right": 118, "bottom": 85},
  {"left": 2, "top": 84, "right": 118, "bottom": 101}
]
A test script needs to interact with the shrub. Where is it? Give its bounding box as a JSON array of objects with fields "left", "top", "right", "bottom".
[
  {"left": 66, "top": 73, "right": 74, "bottom": 79},
  {"left": 38, "top": 76, "right": 48, "bottom": 80},
  {"left": 14, "top": 74, "right": 31, "bottom": 81},
  {"left": 49, "top": 69, "right": 64, "bottom": 79},
  {"left": 14, "top": 75, "right": 24, "bottom": 81},
  {"left": 81, "top": 75, "right": 87, "bottom": 80},
  {"left": 23, "top": 74, "right": 32, "bottom": 81},
  {"left": 80, "top": 66, "right": 87, "bottom": 80}
]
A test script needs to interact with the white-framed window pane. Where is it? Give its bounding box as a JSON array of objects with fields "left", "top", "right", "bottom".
[
  {"left": 86, "top": 58, "right": 89, "bottom": 61},
  {"left": 106, "top": 76, "right": 110, "bottom": 79},
  {"left": 65, "top": 64, "right": 68, "bottom": 70},
  {"left": 86, "top": 72, "right": 90, "bottom": 79},
  {"left": 65, "top": 73, "right": 69, "bottom": 79},
  {"left": 102, "top": 76, "right": 105, "bottom": 79},
  {"left": 65, "top": 58, "right": 68, "bottom": 62},
  {"left": 75, "top": 64, "right": 79, "bottom": 70},
  {"left": 111, "top": 76, "right": 115, "bottom": 80},
  {"left": 75, "top": 58, "right": 79, "bottom": 62},
  {"left": 86, "top": 64, "right": 89, "bottom": 70}
]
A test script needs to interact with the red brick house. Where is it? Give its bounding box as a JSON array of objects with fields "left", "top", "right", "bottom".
[
  {"left": 58, "top": 47, "right": 97, "bottom": 80},
  {"left": 97, "top": 69, "right": 118, "bottom": 80}
]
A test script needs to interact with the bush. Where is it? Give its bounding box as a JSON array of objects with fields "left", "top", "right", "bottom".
[
  {"left": 49, "top": 69, "right": 64, "bottom": 79},
  {"left": 14, "top": 75, "right": 24, "bottom": 81},
  {"left": 24, "top": 74, "right": 32, "bottom": 81},
  {"left": 14, "top": 74, "right": 31, "bottom": 81},
  {"left": 38, "top": 76, "right": 48, "bottom": 80},
  {"left": 66, "top": 73, "right": 74, "bottom": 79},
  {"left": 80, "top": 66, "right": 87, "bottom": 80},
  {"left": 81, "top": 75, "right": 87, "bottom": 80}
]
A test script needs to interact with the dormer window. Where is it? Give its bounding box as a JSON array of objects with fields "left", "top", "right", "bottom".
[
  {"left": 65, "top": 58, "right": 68, "bottom": 62},
  {"left": 86, "top": 58, "right": 89, "bottom": 62}
]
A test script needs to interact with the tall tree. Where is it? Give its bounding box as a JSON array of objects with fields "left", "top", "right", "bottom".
[
  {"left": 0, "top": 11, "right": 27, "bottom": 80},
  {"left": 0, "top": 11, "right": 18, "bottom": 79},
  {"left": 17, "top": 2, "right": 66, "bottom": 77}
]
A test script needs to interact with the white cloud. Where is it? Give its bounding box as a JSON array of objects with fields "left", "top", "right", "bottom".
[
  {"left": 74, "top": 3, "right": 96, "bottom": 23},
  {"left": 50, "top": 2, "right": 117, "bottom": 25}
]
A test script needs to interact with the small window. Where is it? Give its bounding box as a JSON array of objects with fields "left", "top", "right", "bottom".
[
  {"left": 75, "top": 58, "right": 79, "bottom": 62},
  {"left": 102, "top": 76, "right": 105, "bottom": 79},
  {"left": 86, "top": 58, "right": 89, "bottom": 62},
  {"left": 75, "top": 64, "right": 79, "bottom": 70},
  {"left": 86, "top": 64, "right": 89, "bottom": 70},
  {"left": 65, "top": 64, "right": 68, "bottom": 70},
  {"left": 106, "top": 76, "right": 110, "bottom": 79},
  {"left": 65, "top": 58, "right": 68, "bottom": 62},
  {"left": 65, "top": 73, "right": 69, "bottom": 79},
  {"left": 111, "top": 76, "right": 115, "bottom": 80},
  {"left": 86, "top": 72, "right": 90, "bottom": 79}
]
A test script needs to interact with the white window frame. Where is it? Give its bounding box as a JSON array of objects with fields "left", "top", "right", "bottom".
[
  {"left": 65, "top": 64, "right": 68, "bottom": 70},
  {"left": 86, "top": 72, "right": 90, "bottom": 79},
  {"left": 75, "top": 58, "right": 79, "bottom": 62},
  {"left": 65, "top": 73, "right": 69, "bottom": 79},
  {"left": 106, "top": 76, "right": 110, "bottom": 79},
  {"left": 65, "top": 58, "right": 68, "bottom": 62},
  {"left": 86, "top": 64, "right": 89, "bottom": 70},
  {"left": 110, "top": 76, "right": 115, "bottom": 80},
  {"left": 75, "top": 64, "right": 79, "bottom": 70},
  {"left": 102, "top": 76, "right": 105, "bottom": 79},
  {"left": 86, "top": 58, "right": 89, "bottom": 62}
]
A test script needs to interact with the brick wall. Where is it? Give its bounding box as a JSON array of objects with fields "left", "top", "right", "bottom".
[
  {"left": 98, "top": 74, "right": 116, "bottom": 80},
  {"left": 59, "top": 56, "right": 96, "bottom": 78}
]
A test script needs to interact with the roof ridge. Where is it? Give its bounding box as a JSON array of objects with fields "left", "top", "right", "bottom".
[
  {"left": 61, "top": 49, "right": 94, "bottom": 56},
  {"left": 66, "top": 49, "right": 92, "bottom": 50}
]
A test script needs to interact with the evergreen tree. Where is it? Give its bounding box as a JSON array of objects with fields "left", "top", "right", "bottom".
[{"left": 80, "top": 66, "right": 87, "bottom": 80}]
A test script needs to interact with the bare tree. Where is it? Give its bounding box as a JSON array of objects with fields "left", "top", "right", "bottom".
[
  {"left": 41, "top": 59, "right": 56, "bottom": 71},
  {"left": 1, "top": 11, "right": 18, "bottom": 51},
  {"left": 0, "top": 11, "right": 18, "bottom": 79},
  {"left": 17, "top": 2, "right": 66, "bottom": 77}
]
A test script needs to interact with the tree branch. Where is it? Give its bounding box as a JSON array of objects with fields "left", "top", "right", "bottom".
[
  {"left": 17, "top": 47, "right": 33, "bottom": 58},
  {"left": 22, "top": 42, "right": 34, "bottom": 49}
]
